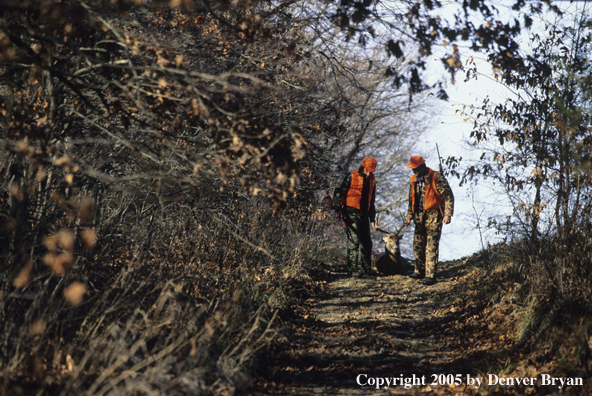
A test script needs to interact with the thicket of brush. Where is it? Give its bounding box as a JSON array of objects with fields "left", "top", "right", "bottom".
[
  {"left": 0, "top": 179, "right": 341, "bottom": 396},
  {"left": 0, "top": 1, "right": 346, "bottom": 394}
]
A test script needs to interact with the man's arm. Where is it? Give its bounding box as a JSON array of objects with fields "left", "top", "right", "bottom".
[
  {"left": 405, "top": 182, "right": 414, "bottom": 224},
  {"left": 369, "top": 183, "right": 377, "bottom": 230},
  {"left": 435, "top": 173, "right": 454, "bottom": 220},
  {"left": 332, "top": 173, "right": 351, "bottom": 212},
  {"left": 369, "top": 183, "right": 377, "bottom": 222}
]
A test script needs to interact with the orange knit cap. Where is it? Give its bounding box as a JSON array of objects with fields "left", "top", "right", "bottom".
[
  {"left": 362, "top": 157, "right": 377, "bottom": 172},
  {"left": 406, "top": 155, "right": 426, "bottom": 169}
]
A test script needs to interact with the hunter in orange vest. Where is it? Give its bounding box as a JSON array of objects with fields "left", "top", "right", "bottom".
[
  {"left": 403, "top": 156, "right": 454, "bottom": 285},
  {"left": 332, "top": 157, "right": 378, "bottom": 278}
]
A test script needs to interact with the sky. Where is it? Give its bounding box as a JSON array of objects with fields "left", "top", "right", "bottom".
[{"left": 427, "top": 76, "right": 510, "bottom": 260}]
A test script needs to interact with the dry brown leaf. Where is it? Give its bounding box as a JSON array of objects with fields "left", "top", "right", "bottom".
[
  {"left": 10, "top": 184, "right": 23, "bottom": 200},
  {"left": 36, "top": 115, "right": 48, "bottom": 127},
  {"left": 13, "top": 261, "right": 33, "bottom": 289},
  {"left": 43, "top": 252, "right": 72, "bottom": 276},
  {"left": 54, "top": 156, "right": 73, "bottom": 166},
  {"left": 81, "top": 228, "right": 97, "bottom": 250},
  {"left": 30, "top": 319, "right": 46, "bottom": 335},
  {"left": 16, "top": 139, "right": 28, "bottom": 154},
  {"left": 42, "top": 234, "right": 58, "bottom": 251},
  {"left": 190, "top": 338, "right": 197, "bottom": 357},
  {"left": 57, "top": 229, "right": 75, "bottom": 251},
  {"left": 66, "top": 355, "right": 75, "bottom": 372},
  {"left": 63, "top": 282, "right": 87, "bottom": 306},
  {"left": 35, "top": 169, "right": 47, "bottom": 182},
  {"left": 79, "top": 196, "right": 95, "bottom": 221},
  {"left": 205, "top": 321, "right": 214, "bottom": 338}
]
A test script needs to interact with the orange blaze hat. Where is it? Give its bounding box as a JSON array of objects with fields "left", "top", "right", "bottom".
[
  {"left": 406, "top": 155, "right": 426, "bottom": 169},
  {"left": 362, "top": 157, "right": 377, "bottom": 172}
]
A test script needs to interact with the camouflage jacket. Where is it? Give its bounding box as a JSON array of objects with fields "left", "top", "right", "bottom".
[
  {"left": 406, "top": 170, "right": 454, "bottom": 219},
  {"left": 332, "top": 171, "right": 377, "bottom": 222}
]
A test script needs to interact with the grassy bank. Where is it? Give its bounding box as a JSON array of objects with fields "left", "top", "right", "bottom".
[{"left": 445, "top": 231, "right": 592, "bottom": 393}]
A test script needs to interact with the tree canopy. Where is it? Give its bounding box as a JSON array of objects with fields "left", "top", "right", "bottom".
[{"left": 454, "top": 8, "right": 592, "bottom": 240}]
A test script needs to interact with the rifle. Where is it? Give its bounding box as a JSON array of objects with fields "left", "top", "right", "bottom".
[{"left": 436, "top": 143, "right": 443, "bottom": 173}]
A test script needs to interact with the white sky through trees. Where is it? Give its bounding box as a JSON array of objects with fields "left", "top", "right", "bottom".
[{"left": 422, "top": 1, "right": 590, "bottom": 260}]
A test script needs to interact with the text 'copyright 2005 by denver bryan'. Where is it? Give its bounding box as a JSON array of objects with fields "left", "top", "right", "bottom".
[{"left": 356, "top": 373, "right": 583, "bottom": 390}]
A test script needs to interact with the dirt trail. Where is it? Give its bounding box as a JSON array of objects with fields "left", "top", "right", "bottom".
[{"left": 254, "top": 260, "right": 508, "bottom": 395}]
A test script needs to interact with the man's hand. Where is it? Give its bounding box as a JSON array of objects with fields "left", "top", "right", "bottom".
[
  {"left": 371, "top": 222, "right": 376, "bottom": 230},
  {"left": 404, "top": 218, "right": 411, "bottom": 226},
  {"left": 443, "top": 216, "right": 451, "bottom": 224}
]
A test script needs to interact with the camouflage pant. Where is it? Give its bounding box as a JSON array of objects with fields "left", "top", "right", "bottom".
[
  {"left": 344, "top": 210, "right": 372, "bottom": 273},
  {"left": 412, "top": 210, "right": 443, "bottom": 278}
]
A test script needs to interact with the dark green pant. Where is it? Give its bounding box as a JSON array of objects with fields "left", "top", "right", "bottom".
[{"left": 344, "top": 210, "right": 372, "bottom": 273}]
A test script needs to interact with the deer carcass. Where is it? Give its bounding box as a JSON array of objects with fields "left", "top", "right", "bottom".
[{"left": 374, "top": 225, "right": 414, "bottom": 276}]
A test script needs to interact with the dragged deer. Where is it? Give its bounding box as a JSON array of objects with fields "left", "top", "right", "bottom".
[{"left": 374, "top": 223, "right": 414, "bottom": 276}]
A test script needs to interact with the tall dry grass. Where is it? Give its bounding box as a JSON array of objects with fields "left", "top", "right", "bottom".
[
  {"left": 0, "top": 192, "right": 337, "bottom": 395},
  {"left": 462, "top": 223, "right": 592, "bottom": 378}
]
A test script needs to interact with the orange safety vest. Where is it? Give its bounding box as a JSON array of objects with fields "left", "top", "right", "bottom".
[
  {"left": 342, "top": 171, "right": 375, "bottom": 211},
  {"left": 410, "top": 168, "right": 444, "bottom": 215}
]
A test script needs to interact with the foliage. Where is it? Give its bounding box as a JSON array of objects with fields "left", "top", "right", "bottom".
[
  {"left": 446, "top": 9, "right": 592, "bottom": 377},
  {"left": 0, "top": 203, "right": 335, "bottom": 394},
  {"left": 434, "top": 8, "right": 592, "bottom": 382},
  {"left": 289, "top": 0, "right": 560, "bottom": 231},
  {"left": 454, "top": 10, "right": 592, "bottom": 240},
  {"left": 317, "top": 0, "right": 560, "bottom": 95}
]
